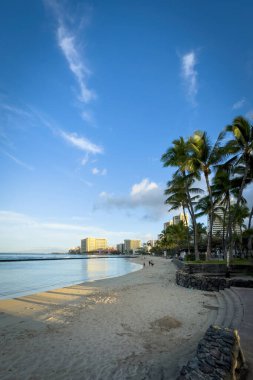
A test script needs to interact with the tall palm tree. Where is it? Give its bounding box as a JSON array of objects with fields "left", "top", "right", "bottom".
[
  {"left": 225, "top": 116, "right": 253, "bottom": 209},
  {"left": 230, "top": 204, "right": 249, "bottom": 256},
  {"left": 161, "top": 137, "right": 200, "bottom": 259},
  {"left": 211, "top": 161, "right": 248, "bottom": 264},
  {"left": 188, "top": 130, "right": 225, "bottom": 259},
  {"left": 164, "top": 173, "right": 203, "bottom": 255},
  {"left": 247, "top": 206, "right": 253, "bottom": 256}
]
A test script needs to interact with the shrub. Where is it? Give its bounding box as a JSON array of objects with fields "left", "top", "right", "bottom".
[
  {"left": 185, "top": 253, "right": 195, "bottom": 261},
  {"left": 199, "top": 253, "right": 207, "bottom": 261}
]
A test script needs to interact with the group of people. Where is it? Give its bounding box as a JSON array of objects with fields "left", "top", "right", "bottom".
[{"left": 143, "top": 259, "right": 154, "bottom": 268}]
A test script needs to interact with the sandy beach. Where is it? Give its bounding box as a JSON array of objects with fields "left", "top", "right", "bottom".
[{"left": 0, "top": 257, "right": 218, "bottom": 379}]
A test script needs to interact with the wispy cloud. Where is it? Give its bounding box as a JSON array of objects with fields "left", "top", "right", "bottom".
[
  {"left": 92, "top": 167, "right": 107, "bottom": 176},
  {"left": 79, "top": 178, "right": 93, "bottom": 187},
  {"left": 81, "top": 154, "right": 89, "bottom": 166},
  {"left": 45, "top": 0, "right": 96, "bottom": 125},
  {"left": 1, "top": 150, "right": 34, "bottom": 171},
  {"left": 57, "top": 25, "right": 95, "bottom": 104},
  {"left": 1, "top": 103, "right": 32, "bottom": 118},
  {"left": 181, "top": 51, "right": 198, "bottom": 106},
  {"left": 81, "top": 110, "right": 95, "bottom": 125},
  {"left": 95, "top": 178, "right": 167, "bottom": 221},
  {"left": 0, "top": 210, "right": 142, "bottom": 251},
  {"left": 232, "top": 97, "right": 246, "bottom": 110},
  {"left": 245, "top": 110, "right": 253, "bottom": 120},
  {"left": 59, "top": 130, "right": 103, "bottom": 154}
]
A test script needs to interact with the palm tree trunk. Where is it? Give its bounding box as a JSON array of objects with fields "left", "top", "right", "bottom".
[
  {"left": 183, "top": 171, "right": 199, "bottom": 260},
  {"left": 204, "top": 172, "right": 213, "bottom": 260},
  {"left": 222, "top": 203, "right": 228, "bottom": 255},
  {"left": 239, "top": 224, "right": 243, "bottom": 258},
  {"left": 183, "top": 206, "right": 190, "bottom": 255},
  {"left": 235, "top": 160, "right": 250, "bottom": 210},
  {"left": 225, "top": 196, "right": 233, "bottom": 267},
  {"left": 248, "top": 205, "right": 253, "bottom": 229},
  {"left": 228, "top": 199, "right": 233, "bottom": 267},
  {"left": 248, "top": 205, "right": 253, "bottom": 257}
]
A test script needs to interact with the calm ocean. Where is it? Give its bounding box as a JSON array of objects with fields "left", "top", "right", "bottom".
[{"left": 0, "top": 254, "right": 141, "bottom": 299}]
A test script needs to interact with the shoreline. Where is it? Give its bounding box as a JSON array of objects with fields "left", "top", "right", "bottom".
[
  {"left": 0, "top": 254, "right": 138, "bottom": 262},
  {"left": 0, "top": 256, "right": 218, "bottom": 379},
  {"left": 0, "top": 257, "right": 142, "bottom": 300}
]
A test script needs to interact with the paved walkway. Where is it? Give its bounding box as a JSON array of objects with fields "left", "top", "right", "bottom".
[{"left": 233, "top": 287, "right": 253, "bottom": 379}]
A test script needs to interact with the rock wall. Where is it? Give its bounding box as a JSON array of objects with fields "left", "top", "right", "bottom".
[
  {"left": 229, "top": 278, "right": 253, "bottom": 288},
  {"left": 172, "top": 258, "right": 253, "bottom": 275},
  {"left": 177, "top": 325, "right": 247, "bottom": 380},
  {"left": 175, "top": 270, "right": 253, "bottom": 291},
  {"left": 176, "top": 270, "right": 228, "bottom": 291}
]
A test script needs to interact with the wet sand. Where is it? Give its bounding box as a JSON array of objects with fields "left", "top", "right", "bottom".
[{"left": 0, "top": 257, "right": 218, "bottom": 379}]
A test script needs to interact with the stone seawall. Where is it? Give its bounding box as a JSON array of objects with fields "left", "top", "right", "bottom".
[
  {"left": 176, "top": 270, "right": 228, "bottom": 291},
  {"left": 172, "top": 258, "right": 253, "bottom": 275},
  {"left": 177, "top": 325, "right": 247, "bottom": 380},
  {"left": 176, "top": 270, "right": 253, "bottom": 291}
]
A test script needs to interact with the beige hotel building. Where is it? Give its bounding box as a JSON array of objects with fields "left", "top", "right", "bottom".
[
  {"left": 164, "top": 213, "right": 189, "bottom": 230},
  {"left": 81, "top": 237, "right": 108, "bottom": 253},
  {"left": 124, "top": 239, "right": 141, "bottom": 253}
]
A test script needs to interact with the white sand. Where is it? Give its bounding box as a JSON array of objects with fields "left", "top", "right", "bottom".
[{"left": 0, "top": 257, "right": 218, "bottom": 379}]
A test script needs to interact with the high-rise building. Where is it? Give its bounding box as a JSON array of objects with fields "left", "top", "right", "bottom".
[
  {"left": 116, "top": 243, "right": 125, "bottom": 254},
  {"left": 211, "top": 208, "right": 241, "bottom": 236},
  {"left": 164, "top": 213, "right": 189, "bottom": 230},
  {"left": 211, "top": 208, "right": 225, "bottom": 236},
  {"left": 81, "top": 237, "right": 108, "bottom": 253},
  {"left": 143, "top": 240, "right": 157, "bottom": 252},
  {"left": 124, "top": 239, "right": 141, "bottom": 253}
]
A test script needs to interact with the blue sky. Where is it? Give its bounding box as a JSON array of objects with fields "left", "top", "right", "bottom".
[{"left": 0, "top": 0, "right": 253, "bottom": 252}]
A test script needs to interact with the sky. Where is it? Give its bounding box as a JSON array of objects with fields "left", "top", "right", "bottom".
[{"left": 0, "top": 0, "right": 253, "bottom": 252}]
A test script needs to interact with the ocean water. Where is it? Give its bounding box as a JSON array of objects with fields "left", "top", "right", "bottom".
[
  {"left": 0, "top": 253, "right": 116, "bottom": 261},
  {"left": 0, "top": 255, "right": 141, "bottom": 299}
]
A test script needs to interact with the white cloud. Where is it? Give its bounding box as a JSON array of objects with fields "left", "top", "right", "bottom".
[
  {"left": 1, "top": 150, "right": 34, "bottom": 171},
  {"left": 131, "top": 178, "right": 158, "bottom": 196},
  {"left": 232, "top": 98, "right": 246, "bottom": 110},
  {"left": 59, "top": 130, "right": 103, "bottom": 154},
  {"left": 95, "top": 178, "right": 167, "bottom": 221},
  {"left": 45, "top": 1, "right": 96, "bottom": 125},
  {"left": 92, "top": 167, "right": 107, "bottom": 176},
  {"left": 79, "top": 179, "right": 93, "bottom": 187},
  {"left": 244, "top": 183, "right": 253, "bottom": 209},
  {"left": 81, "top": 154, "right": 89, "bottom": 166},
  {"left": 245, "top": 110, "right": 253, "bottom": 120},
  {"left": 0, "top": 211, "right": 143, "bottom": 252},
  {"left": 81, "top": 110, "right": 95, "bottom": 125},
  {"left": 1, "top": 103, "right": 32, "bottom": 118},
  {"left": 181, "top": 51, "right": 198, "bottom": 106},
  {"left": 57, "top": 24, "right": 95, "bottom": 104}
]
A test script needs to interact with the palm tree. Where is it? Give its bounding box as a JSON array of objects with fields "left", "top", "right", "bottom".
[
  {"left": 225, "top": 116, "right": 253, "bottom": 209},
  {"left": 188, "top": 130, "right": 225, "bottom": 259},
  {"left": 247, "top": 206, "right": 253, "bottom": 256},
  {"left": 164, "top": 173, "right": 203, "bottom": 255},
  {"left": 158, "top": 222, "right": 188, "bottom": 255},
  {"left": 217, "top": 125, "right": 253, "bottom": 264},
  {"left": 211, "top": 166, "right": 235, "bottom": 262},
  {"left": 161, "top": 137, "right": 200, "bottom": 259},
  {"left": 230, "top": 204, "right": 249, "bottom": 256}
]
